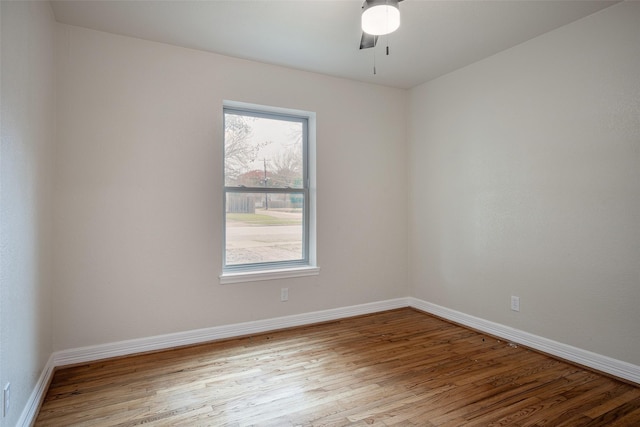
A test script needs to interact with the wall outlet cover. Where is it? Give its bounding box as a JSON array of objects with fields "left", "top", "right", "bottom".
[{"left": 511, "top": 296, "right": 520, "bottom": 312}]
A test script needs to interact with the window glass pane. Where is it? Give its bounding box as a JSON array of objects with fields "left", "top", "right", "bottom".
[
  {"left": 224, "top": 112, "right": 304, "bottom": 189},
  {"left": 225, "top": 192, "right": 304, "bottom": 266}
]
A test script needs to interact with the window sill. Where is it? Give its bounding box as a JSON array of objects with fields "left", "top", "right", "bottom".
[{"left": 219, "top": 266, "right": 320, "bottom": 285}]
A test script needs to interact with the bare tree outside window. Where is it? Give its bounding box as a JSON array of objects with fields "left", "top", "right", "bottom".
[{"left": 224, "top": 114, "right": 270, "bottom": 185}]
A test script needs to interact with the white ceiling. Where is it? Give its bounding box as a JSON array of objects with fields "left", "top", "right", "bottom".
[{"left": 50, "top": 0, "right": 619, "bottom": 89}]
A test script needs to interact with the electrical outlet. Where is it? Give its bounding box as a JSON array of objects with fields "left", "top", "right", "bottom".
[
  {"left": 511, "top": 296, "right": 520, "bottom": 312},
  {"left": 281, "top": 288, "right": 288, "bottom": 302},
  {"left": 3, "top": 383, "right": 10, "bottom": 418}
]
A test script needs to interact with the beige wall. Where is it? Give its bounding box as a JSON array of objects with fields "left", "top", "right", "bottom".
[
  {"left": 53, "top": 25, "right": 408, "bottom": 350},
  {"left": 408, "top": 2, "right": 640, "bottom": 365},
  {"left": 0, "top": 2, "right": 55, "bottom": 425}
]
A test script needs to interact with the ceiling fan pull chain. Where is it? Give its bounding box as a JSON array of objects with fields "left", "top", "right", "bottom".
[{"left": 373, "top": 44, "right": 377, "bottom": 74}]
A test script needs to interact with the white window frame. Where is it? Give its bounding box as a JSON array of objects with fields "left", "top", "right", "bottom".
[{"left": 220, "top": 101, "right": 318, "bottom": 284}]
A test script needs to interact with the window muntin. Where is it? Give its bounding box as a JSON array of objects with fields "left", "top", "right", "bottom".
[{"left": 223, "top": 107, "right": 309, "bottom": 272}]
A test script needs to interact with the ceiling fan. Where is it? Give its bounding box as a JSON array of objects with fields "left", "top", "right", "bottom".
[{"left": 359, "top": 0, "right": 403, "bottom": 50}]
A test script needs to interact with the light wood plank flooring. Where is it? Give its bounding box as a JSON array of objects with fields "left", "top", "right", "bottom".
[{"left": 35, "top": 308, "right": 640, "bottom": 426}]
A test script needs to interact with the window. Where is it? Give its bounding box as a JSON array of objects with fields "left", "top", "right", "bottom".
[{"left": 221, "top": 103, "right": 317, "bottom": 282}]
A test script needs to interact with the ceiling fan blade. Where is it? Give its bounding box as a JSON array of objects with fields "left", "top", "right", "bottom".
[{"left": 359, "top": 32, "right": 378, "bottom": 49}]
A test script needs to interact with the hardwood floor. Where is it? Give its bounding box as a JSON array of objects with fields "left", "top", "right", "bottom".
[{"left": 35, "top": 308, "right": 640, "bottom": 426}]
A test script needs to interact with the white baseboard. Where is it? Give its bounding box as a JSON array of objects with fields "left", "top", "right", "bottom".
[
  {"left": 408, "top": 297, "right": 640, "bottom": 385},
  {"left": 17, "top": 354, "right": 55, "bottom": 427},
  {"left": 53, "top": 297, "right": 410, "bottom": 367},
  {"left": 21, "top": 296, "right": 640, "bottom": 427}
]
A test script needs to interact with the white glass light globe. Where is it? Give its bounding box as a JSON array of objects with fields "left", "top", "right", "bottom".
[{"left": 361, "top": 4, "right": 400, "bottom": 36}]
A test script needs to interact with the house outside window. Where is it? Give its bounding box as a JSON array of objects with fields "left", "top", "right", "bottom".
[{"left": 221, "top": 102, "right": 318, "bottom": 283}]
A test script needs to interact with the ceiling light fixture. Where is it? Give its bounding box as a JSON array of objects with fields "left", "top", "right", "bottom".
[{"left": 361, "top": 0, "right": 400, "bottom": 36}]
